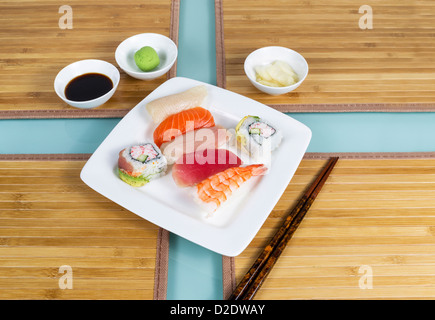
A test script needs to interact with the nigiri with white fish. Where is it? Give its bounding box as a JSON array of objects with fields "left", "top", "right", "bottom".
[{"left": 146, "top": 85, "right": 208, "bottom": 124}]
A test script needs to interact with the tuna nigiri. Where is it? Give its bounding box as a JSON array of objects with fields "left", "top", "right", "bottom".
[
  {"left": 153, "top": 107, "right": 215, "bottom": 148},
  {"left": 161, "top": 125, "right": 230, "bottom": 164},
  {"left": 194, "top": 164, "right": 267, "bottom": 213},
  {"left": 172, "top": 149, "right": 242, "bottom": 187}
]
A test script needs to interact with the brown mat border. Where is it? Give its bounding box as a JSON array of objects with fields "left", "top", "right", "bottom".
[
  {"left": 214, "top": 0, "right": 435, "bottom": 113},
  {"left": 264, "top": 103, "right": 435, "bottom": 113},
  {"left": 222, "top": 151, "right": 435, "bottom": 299},
  {"left": 215, "top": 0, "right": 226, "bottom": 90},
  {"left": 304, "top": 151, "right": 435, "bottom": 160},
  {"left": 154, "top": 228, "right": 170, "bottom": 300},
  {"left": 0, "top": 153, "right": 170, "bottom": 300},
  {"left": 0, "top": 153, "right": 92, "bottom": 161},
  {"left": 0, "top": 0, "right": 180, "bottom": 120}
]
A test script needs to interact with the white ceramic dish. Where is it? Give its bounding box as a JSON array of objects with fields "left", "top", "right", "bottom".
[
  {"left": 54, "top": 59, "right": 120, "bottom": 109},
  {"left": 115, "top": 33, "right": 178, "bottom": 80},
  {"left": 244, "top": 46, "right": 309, "bottom": 96},
  {"left": 80, "top": 77, "right": 311, "bottom": 256}
]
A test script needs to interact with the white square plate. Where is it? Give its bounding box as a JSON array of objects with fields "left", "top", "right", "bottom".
[{"left": 80, "top": 77, "right": 311, "bottom": 256}]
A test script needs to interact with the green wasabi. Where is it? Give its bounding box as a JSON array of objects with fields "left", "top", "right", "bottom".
[{"left": 134, "top": 46, "right": 160, "bottom": 72}]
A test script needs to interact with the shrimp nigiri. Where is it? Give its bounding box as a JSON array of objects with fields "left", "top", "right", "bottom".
[{"left": 194, "top": 164, "right": 267, "bottom": 213}]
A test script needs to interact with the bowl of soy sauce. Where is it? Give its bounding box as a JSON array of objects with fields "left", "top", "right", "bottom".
[{"left": 54, "top": 59, "right": 120, "bottom": 109}]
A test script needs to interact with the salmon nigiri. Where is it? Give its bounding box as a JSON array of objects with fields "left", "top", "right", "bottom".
[
  {"left": 153, "top": 107, "right": 215, "bottom": 148},
  {"left": 194, "top": 164, "right": 267, "bottom": 213}
]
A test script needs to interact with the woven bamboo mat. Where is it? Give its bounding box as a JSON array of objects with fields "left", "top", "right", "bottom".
[
  {"left": 216, "top": 0, "right": 435, "bottom": 112},
  {"left": 0, "top": 154, "right": 169, "bottom": 300},
  {"left": 0, "top": 0, "right": 179, "bottom": 119},
  {"left": 223, "top": 152, "right": 435, "bottom": 300}
]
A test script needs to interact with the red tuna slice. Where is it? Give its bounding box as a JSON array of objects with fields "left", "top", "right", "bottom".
[{"left": 172, "top": 149, "right": 242, "bottom": 187}]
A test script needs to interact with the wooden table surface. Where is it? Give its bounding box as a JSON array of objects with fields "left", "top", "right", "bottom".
[
  {"left": 0, "top": 156, "right": 163, "bottom": 299},
  {"left": 0, "top": 0, "right": 178, "bottom": 119},
  {"left": 219, "top": 0, "right": 435, "bottom": 112},
  {"left": 231, "top": 155, "right": 435, "bottom": 299},
  {"left": 3, "top": 0, "right": 435, "bottom": 301}
]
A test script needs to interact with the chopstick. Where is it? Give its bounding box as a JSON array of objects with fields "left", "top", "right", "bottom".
[{"left": 228, "top": 156, "right": 339, "bottom": 300}]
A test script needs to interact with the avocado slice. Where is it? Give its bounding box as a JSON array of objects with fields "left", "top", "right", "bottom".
[{"left": 118, "top": 169, "right": 149, "bottom": 187}]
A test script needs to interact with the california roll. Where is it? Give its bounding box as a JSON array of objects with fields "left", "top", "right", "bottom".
[
  {"left": 118, "top": 143, "right": 167, "bottom": 187},
  {"left": 235, "top": 115, "right": 282, "bottom": 161}
]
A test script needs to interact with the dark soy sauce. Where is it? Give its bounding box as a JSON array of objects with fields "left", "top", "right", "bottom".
[{"left": 65, "top": 73, "right": 113, "bottom": 101}]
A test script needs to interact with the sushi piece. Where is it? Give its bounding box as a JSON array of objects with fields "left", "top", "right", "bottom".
[
  {"left": 172, "top": 148, "right": 242, "bottom": 187},
  {"left": 161, "top": 125, "right": 230, "bottom": 165},
  {"left": 146, "top": 85, "right": 207, "bottom": 124},
  {"left": 194, "top": 164, "right": 267, "bottom": 213},
  {"left": 235, "top": 116, "right": 282, "bottom": 160},
  {"left": 118, "top": 143, "right": 167, "bottom": 187},
  {"left": 153, "top": 107, "right": 215, "bottom": 148}
]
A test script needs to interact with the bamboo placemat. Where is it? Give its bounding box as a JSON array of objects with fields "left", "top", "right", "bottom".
[
  {"left": 216, "top": 0, "right": 435, "bottom": 112},
  {"left": 223, "top": 152, "right": 435, "bottom": 300},
  {"left": 0, "top": 154, "right": 169, "bottom": 300},
  {"left": 0, "top": 0, "right": 179, "bottom": 119}
]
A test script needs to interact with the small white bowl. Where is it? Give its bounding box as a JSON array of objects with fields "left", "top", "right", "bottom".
[
  {"left": 54, "top": 59, "right": 120, "bottom": 109},
  {"left": 244, "top": 46, "right": 308, "bottom": 96},
  {"left": 115, "top": 33, "right": 178, "bottom": 80}
]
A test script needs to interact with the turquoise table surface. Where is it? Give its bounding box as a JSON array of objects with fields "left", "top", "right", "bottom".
[{"left": 1, "top": 0, "right": 435, "bottom": 300}]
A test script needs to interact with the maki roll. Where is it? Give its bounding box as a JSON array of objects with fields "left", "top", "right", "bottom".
[
  {"left": 118, "top": 143, "right": 167, "bottom": 187},
  {"left": 235, "top": 115, "right": 282, "bottom": 161}
]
